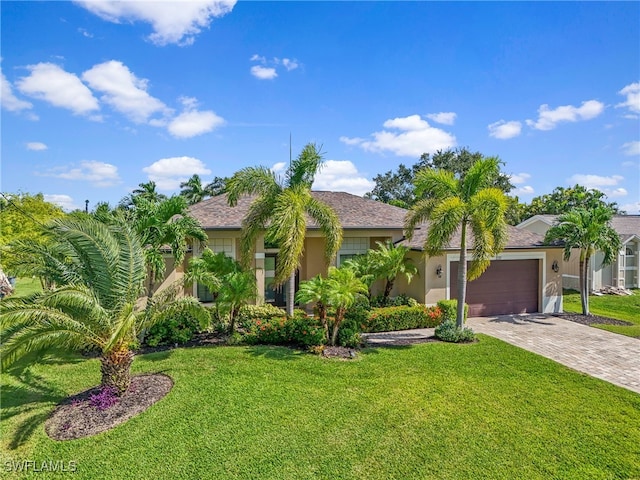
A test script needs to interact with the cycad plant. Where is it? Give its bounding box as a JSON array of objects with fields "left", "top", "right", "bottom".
[{"left": 0, "top": 216, "right": 208, "bottom": 394}]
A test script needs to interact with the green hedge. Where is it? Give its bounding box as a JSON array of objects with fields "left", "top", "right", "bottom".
[
  {"left": 436, "top": 300, "right": 469, "bottom": 322},
  {"left": 361, "top": 305, "right": 444, "bottom": 333},
  {"left": 243, "top": 315, "right": 325, "bottom": 347}
]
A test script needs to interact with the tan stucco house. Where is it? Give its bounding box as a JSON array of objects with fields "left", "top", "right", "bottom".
[
  {"left": 178, "top": 192, "right": 563, "bottom": 317},
  {"left": 518, "top": 214, "right": 640, "bottom": 291}
]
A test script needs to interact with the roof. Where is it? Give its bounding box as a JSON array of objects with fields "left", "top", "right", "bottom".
[
  {"left": 519, "top": 214, "right": 640, "bottom": 241},
  {"left": 188, "top": 191, "right": 408, "bottom": 230},
  {"left": 516, "top": 214, "right": 556, "bottom": 229},
  {"left": 401, "top": 223, "right": 551, "bottom": 251}
]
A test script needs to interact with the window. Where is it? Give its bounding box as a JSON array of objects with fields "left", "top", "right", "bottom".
[{"left": 338, "top": 237, "right": 369, "bottom": 265}]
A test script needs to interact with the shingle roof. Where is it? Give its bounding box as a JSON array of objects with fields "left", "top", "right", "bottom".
[
  {"left": 401, "top": 223, "right": 550, "bottom": 250},
  {"left": 523, "top": 214, "right": 640, "bottom": 238},
  {"left": 188, "top": 191, "right": 408, "bottom": 230}
]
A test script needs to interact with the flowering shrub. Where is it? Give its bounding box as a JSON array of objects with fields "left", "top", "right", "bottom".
[
  {"left": 145, "top": 310, "right": 204, "bottom": 347},
  {"left": 244, "top": 315, "right": 325, "bottom": 347},
  {"left": 236, "top": 304, "right": 286, "bottom": 330},
  {"left": 436, "top": 300, "right": 468, "bottom": 322},
  {"left": 434, "top": 320, "right": 475, "bottom": 343},
  {"left": 362, "top": 305, "right": 444, "bottom": 333},
  {"left": 370, "top": 294, "right": 418, "bottom": 308},
  {"left": 89, "top": 385, "right": 120, "bottom": 411}
]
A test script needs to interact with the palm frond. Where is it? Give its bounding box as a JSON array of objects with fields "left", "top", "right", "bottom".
[
  {"left": 413, "top": 168, "right": 458, "bottom": 200},
  {"left": 461, "top": 157, "right": 500, "bottom": 201},
  {"left": 226, "top": 167, "right": 280, "bottom": 206},
  {"left": 305, "top": 196, "right": 343, "bottom": 262},
  {"left": 404, "top": 198, "right": 438, "bottom": 240},
  {"left": 269, "top": 190, "right": 307, "bottom": 284},
  {"left": 286, "top": 143, "right": 323, "bottom": 189},
  {"left": 239, "top": 196, "right": 275, "bottom": 268},
  {"left": 425, "top": 197, "right": 465, "bottom": 257}
]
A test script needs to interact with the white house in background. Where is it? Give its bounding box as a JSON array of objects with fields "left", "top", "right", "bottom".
[{"left": 517, "top": 214, "right": 640, "bottom": 291}]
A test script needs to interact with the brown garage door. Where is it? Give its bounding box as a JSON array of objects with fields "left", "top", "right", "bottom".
[{"left": 450, "top": 259, "right": 539, "bottom": 317}]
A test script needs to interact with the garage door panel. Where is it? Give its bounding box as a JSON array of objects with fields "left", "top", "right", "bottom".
[{"left": 450, "top": 259, "right": 539, "bottom": 317}]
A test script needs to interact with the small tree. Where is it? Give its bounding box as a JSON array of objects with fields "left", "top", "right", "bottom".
[
  {"left": 544, "top": 206, "right": 621, "bottom": 315},
  {"left": 296, "top": 275, "right": 331, "bottom": 341},
  {"left": 326, "top": 266, "right": 368, "bottom": 346},
  {"left": 368, "top": 241, "right": 417, "bottom": 305}
]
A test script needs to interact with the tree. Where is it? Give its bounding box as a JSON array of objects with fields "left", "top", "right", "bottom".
[
  {"left": 218, "top": 271, "right": 257, "bottom": 334},
  {"left": 226, "top": 143, "right": 343, "bottom": 316},
  {"left": 521, "top": 185, "right": 622, "bottom": 220},
  {"left": 365, "top": 161, "right": 428, "bottom": 208},
  {"left": 204, "top": 176, "right": 227, "bottom": 198},
  {"left": 325, "top": 266, "right": 368, "bottom": 346},
  {"left": 295, "top": 275, "right": 331, "bottom": 341},
  {"left": 118, "top": 181, "right": 167, "bottom": 209},
  {"left": 544, "top": 206, "right": 621, "bottom": 315},
  {"left": 0, "top": 193, "right": 65, "bottom": 277},
  {"left": 405, "top": 158, "right": 508, "bottom": 328},
  {"left": 180, "top": 174, "right": 207, "bottom": 205},
  {"left": 0, "top": 216, "right": 208, "bottom": 394},
  {"left": 368, "top": 241, "right": 417, "bottom": 305}
]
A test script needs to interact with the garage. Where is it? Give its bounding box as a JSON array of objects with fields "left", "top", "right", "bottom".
[{"left": 450, "top": 259, "right": 539, "bottom": 317}]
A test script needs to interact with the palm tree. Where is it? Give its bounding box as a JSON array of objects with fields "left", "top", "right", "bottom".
[
  {"left": 325, "top": 266, "right": 368, "bottom": 346},
  {"left": 342, "top": 253, "right": 377, "bottom": 298},
  {"left": 119, "top": 181, "right": 167, "bottom": 209},
  {"left": 296, "top": 274, "right": 331, "bottom": 341},
  {"left": 0, "top": 216, "right": 208, "bottom": 394},
  {"left": 226, "top": 143, "right": 343, "bottom": 316},
  {"left": 369, "top": 241, "right": 417, "bottom": 305},
  {"left": 180, "top": 174, "right": 206, "bottom": 205},
  {"left": 544, "top": 206, "right": 621, "bottom": 315},
  {"left": 204, "top": 176, "right": 227, "bottom": 198},
  {"left": 405, "top": 158, "right": 508, "bottom": 328},
  {"left": 131, "top": 196, "right": 207, "bottom": 298},
  {"left": 218, "top": 271, "right": 257, "bottom": 334}
]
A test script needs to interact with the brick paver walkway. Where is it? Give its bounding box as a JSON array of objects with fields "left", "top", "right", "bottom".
[{"left": 467, "top": 314, "right": 640, "bottom": 394}]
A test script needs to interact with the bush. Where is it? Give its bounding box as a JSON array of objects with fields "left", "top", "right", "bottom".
[
  {"left": 437, "top": 300, "right": 469, "bottom": 322},
  {"left": 370, "top": 293, "right": 417, "bottom": 308},
  {"left": 244, "top": 315, "right": 325, "bottom": 347},
  {"left": 145, "top": 309, "right": 204, "bottom": 347},
  {"left": 237, "top": 304, "right": 287, "bottom": 329},
  {"left": 362, "top": 305, "right": 443, "bottom": 333},
  {"left": 434, "top": 320, "right": 475, "bottom": 343},
  {"left": 336, "top": 318, "right": 362, "bottom": 348}
]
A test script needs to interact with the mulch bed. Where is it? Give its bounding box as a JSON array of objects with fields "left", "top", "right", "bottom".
[
  {"left": 45, "top": 373, "right": 173, "bottom": 441},
  {"left": 363, "top": 336, "right": 442, "bottom": 347},
  {"left": 321, "top": 346, "right": 359, "bottom": 359},
  {"left": 553, "top": 313, "right": 633, "bottom": 327}
]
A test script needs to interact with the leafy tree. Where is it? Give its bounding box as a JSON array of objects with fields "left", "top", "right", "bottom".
[
  {"left": 368, "top": 241, "right": 417, "bottom": 305},
  {"left": 0, "top": 216, "right": 209, "bottom": 394},
  {"left": 226, "top": 143, "right": 343, "bottom": 316},
  {"left": 365, "top": 161, "right": 428, "bottom": 208},
  {"left": 544, "top": 206, "right": 621, "bottom": 315},
  {"left": 296, "top": 275, "right": 331, "bottom": 341},
  {"left": 405, "top": 158, "right": 508, "bottom": 328},
  {"left": 325, "top": 266, "right": 368, "bottom": 346},
  {"left": 0, "top": 192, "right": 65, "bottom": 277},
  {"left": 521, "top": 185, "right": 621, "bottom": 220}
]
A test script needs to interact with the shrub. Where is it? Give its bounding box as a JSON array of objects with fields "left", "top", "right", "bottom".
[
  {"left": 337, "top": 318, "right": 362, "bottom": 348},
  {"left": 145, "top": 309, "right": 204, "bottom": 347},
  {"left": 244, "top": 315, "right": 325, "bottom": 347},
  {"left": 362, "top": 305, "right": 443, "bottom": 333},
  {"left": 370, "top": 293, "right": 416, "bottom": 308},
  {"left": 437, "top": 300, "right": 469, "bottom": 322},
  {"left": 237, "top": 304, "right": 286, "bottom": 329},
  {"left": 434, "top": 320, "right": 475, "bottom": 343}
]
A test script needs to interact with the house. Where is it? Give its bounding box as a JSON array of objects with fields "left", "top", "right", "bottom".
[
  {"left": 517, "top": 215, "right": 640, "bottom": 291},
  {"left": 181, "top": 191, "right": 563, "bottom": 316}
]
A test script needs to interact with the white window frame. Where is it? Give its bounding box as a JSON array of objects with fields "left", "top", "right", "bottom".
[{"left": 337, "top": 237, "right": 369, "bottom": 266}]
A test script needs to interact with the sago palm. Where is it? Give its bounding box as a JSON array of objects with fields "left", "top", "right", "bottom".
[
  {"left": 0, "top": 216, "right": 208, "bottom": 394},
  {"left": 544, "top": 206, "right": 621, "bottom": 315},
  {"left": 405, "top": 158, "right": 508, "bottom": 327},
  {"left": 226, "top": 143, "right": 343, "bottom": 316}
]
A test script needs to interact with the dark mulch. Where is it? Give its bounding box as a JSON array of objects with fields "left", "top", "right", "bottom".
[
  {"left": 364, "top": 335, "right": 441, "bottom": 347},
  {"left": 554, "top": 313, "right": 633, "bottom": 327},
  {"left": 322, "top": 346, "right": 359, "bottom": 359},
  {"left": 45, "top": 373, "right": 173, "bottom": 441}
]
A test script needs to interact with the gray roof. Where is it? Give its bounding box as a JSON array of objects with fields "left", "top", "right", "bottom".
[
  {"left": 524, "top": 214, "right": 640, "bottom": 238},
  {"left": 188, "top": 191, "right": 408, "bottom": 230},
  {"left": 401, "top": 223, "right": 550, "bottom": 251}
]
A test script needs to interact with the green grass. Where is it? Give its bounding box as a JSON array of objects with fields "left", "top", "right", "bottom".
[
  {"left": 564, "top": 289, "right": 640, "bottom": 338},
  {"left": 2, "top": 340, "right": 639, "bottom": 479},
  {"left": 11, "top": 277, "right": 43, "bottom": 298}
]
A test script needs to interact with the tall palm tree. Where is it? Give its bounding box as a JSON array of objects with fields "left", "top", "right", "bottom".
[
  {"left": 180, "top": 174, "right": 206, "bottom": 205},
  {"left": 204, "top": 176, "right": 227, "bottom": 198},
  {"left": 226, "top": 143, "right": 343, "bottom": 316},
  {"left": 0, "top": 216, "right": 208, "bottom": 394},
  {"left": 325, "top": 266, "right": 368, "bottom": 346},
  {"left": 544, "top": 206, "right": 621, "bottom": 315},
  {"left": 119, "top": 181, "right": 167, "bottom": 209},
  {"left": 405, "top": 158, "right": 508, "bottom": 327},
  {"left": 131, "top": 195, "right": 207, "bottom": 297},
  {"left": 369, "top": 241, "right": 417, "bottom": 305}
]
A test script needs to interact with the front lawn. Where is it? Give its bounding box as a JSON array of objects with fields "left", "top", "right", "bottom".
[
  {"left": 10, "top": 277, "right": 43, "bottom": 298},
  {"left": 2, "top": 340, "right": 639, "bottom": 479},
  {"left": 563, "top": 289, "right": 640, "bottom": 338}
]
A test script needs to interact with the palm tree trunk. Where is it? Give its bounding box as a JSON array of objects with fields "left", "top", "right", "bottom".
[
  {"left": 286, "top": 272, "right": 295, "bottom": 317},
  {"left": 383, "top": 279, "right": 394, "bottom": 305},
  {"left": 318, "top": 304, "right": 329, "bottom": 343},
  {"left": 331, "top": 307, "right": 345, "bottom": 346},
  {"left": 100, "top": 348, "right": 135, "bottom": 395},
  {"left": 456, "top": 222, "right": 468, "bottom": 329},
  {"left": 581, "top": 254, "right": 590, "bottom": 315}
]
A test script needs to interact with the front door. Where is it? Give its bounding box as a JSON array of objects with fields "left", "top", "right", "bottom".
[{"left": 265, "top": 254, "right": 286, "bottom": 307}]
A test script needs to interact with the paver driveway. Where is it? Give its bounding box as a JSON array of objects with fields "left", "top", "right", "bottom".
[{"left": 467, "top": 314, "right": 640, "bottom": 394}]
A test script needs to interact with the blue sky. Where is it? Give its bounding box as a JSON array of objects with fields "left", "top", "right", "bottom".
[{"left": 2, "top": 1, "right": 639, "bottom": 213}]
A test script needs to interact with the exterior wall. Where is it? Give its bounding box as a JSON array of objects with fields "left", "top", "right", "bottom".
[
  {"left": 424, "top": 254, "right": 448, "bottom": 306},
  {"left": 393, "top": 250, "right": 426, "bottom": 302},
  {"left": 520, "top": 219, "right": 553, "bottom": 236}
]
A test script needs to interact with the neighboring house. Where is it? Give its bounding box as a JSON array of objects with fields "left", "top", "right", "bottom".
[
  {"left": 517, "top": 215, "right": 640, "bottom": 291},
  {"left": 179, "top": 191, "right": 563, "bottom": 316}
]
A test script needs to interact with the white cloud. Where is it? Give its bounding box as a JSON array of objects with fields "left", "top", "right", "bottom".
[
  {"left": 78, "top": 28, "right": 94, "bottom": 38},
  {"left": 167, "top": 97, "right": 224, "bottom": 138},
  {"left": 82, "top": 60, "right": 168, "bottom": 123},
  {"left": 26, "top": 142, "right": 48, "bottom": 151},
  {"left": 616, "top": 82, "right": 640, "bottom": 115},
  {"left": 488, "top": 120, "right": 522, "bottom": 139},
  {"left": 1, "top": 70, "right": 33, "bottom": 112},
  {"left": 567, "top": 173, "right": 628, "bottom": 198},
  {"left": 143, "top": 156, "right": 212, "bottom": 190},
  {"left": 526, "top": 100, "right": 604, "bottom": 131},
  {"left": 621, "top": 141, "right": 640, "bottom": 156},
  {"left": 250, "top": 65, "right": 277, "bottom": 80},
  {"left": 312, "top": 160, "right": 375, "bottom": 196},
  {"left": 271, "top": 162, "right": 287, "bottom": 174},
  {"left": 16, "top": 63, "right": 99, "bottom": 115},
  {"left": 426, "top": 112, "right": 456, "bottom": 125},
  {"left": 340, "top": 114, "right": 456, "bottom": 157},
  {"left": 516, "top": 185, "right": 535, "bottom": 195},
  {"left": 44, "top": 194, "right": 79, "bottom": 212},
  {"left": 250, "top": 54, "right": 266, "bottom": 63},
  {"left": 620, "top": 201, "right": 640, "bottom": 215},
  {"left": 74, "top": 0, "right": 236, "bottom": 46},
  {"left": 281, "top": 58, "right": 299, "bottom": 71},
  {"left": 510, "top": 173, "right": 531, "bottom": 185},
  {"left": 41, "top": 160, "right": 120, "bottom": 187}
]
